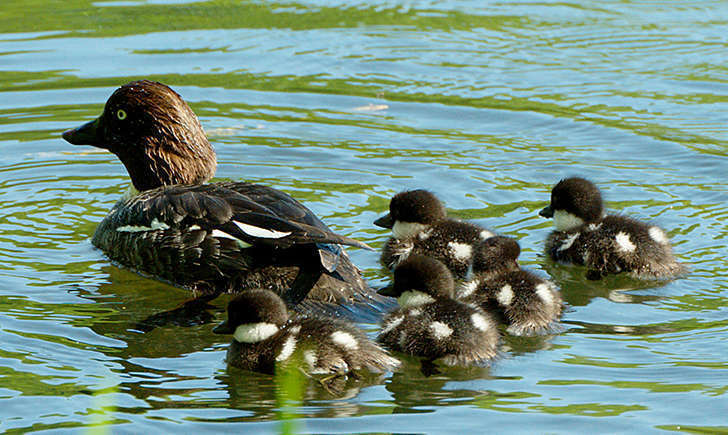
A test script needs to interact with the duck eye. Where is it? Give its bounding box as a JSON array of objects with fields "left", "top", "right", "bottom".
[{"left": 116, "top": 109, "right": 127, "bottom": 120}]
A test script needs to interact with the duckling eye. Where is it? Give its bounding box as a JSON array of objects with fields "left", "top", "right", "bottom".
[{"left": 116, "top": 109, "right": 127, "bottom": 120}]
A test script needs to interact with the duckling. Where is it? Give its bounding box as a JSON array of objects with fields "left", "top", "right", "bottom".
[
  {"left": 459, "top": 236, "right": 563, "bottom": 335},
  {"left": 539, "top": 177, "right": 683, "bottom": 279},
  {"left": 374, "top": 190, "right": 494, "bottom": 279},
  {"left": 213, "top": 289, "right": 400, "bottom": 378},
  {"left": 377, "top": 255, "right": 499, "bottom": 366},
  {"left": 61, "top": 80, "right": 375, "bottom": 308}
]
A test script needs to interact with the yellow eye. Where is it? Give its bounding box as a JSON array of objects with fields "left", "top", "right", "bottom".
[{"left": 116, "top": 109, "right": 127, "bottom": 120}]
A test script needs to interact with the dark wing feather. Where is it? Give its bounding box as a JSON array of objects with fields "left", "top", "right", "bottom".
[
  {"left": 218, "top": 181, "right": 328, "bottom": 229},
  {"left": 110, "top": 183, "right": 371, "bottom": 250}
]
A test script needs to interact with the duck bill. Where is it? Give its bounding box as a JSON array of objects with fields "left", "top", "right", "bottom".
[
  {"left": 62, "top": 117, "right": 107, "bottom": 149},
  {"left": 374, "top": 213, "right": 394, "bottom": 229},
  {"left": 539, "top": 205, "right": 554, "bottom": 218},
  {"left": 377, "top": 284, "right": 397, "bottom": 297},
  {"left": 212, "top": 320, "right": 235, "bottom": 335}
]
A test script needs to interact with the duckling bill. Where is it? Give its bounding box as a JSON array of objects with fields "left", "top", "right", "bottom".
[{"left": 62, "top": 80, "right": 375, "bottom": 307}]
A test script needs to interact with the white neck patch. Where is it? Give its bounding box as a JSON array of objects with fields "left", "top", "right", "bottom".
[
  {"left": 392, "top": 221, "right": 428, "bottom": 239},
  {"left": 398, "top": 290, "right": 435, "bottom": 308},
  {"left": 233, "top": 322, "right": 279, "bottom": 343},
  {"left": 553, "top": 210, "right": 585, "bottom": 231}
]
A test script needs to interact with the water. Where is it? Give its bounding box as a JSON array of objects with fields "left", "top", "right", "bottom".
[{"left": 1, "top": 0, "right": 727, "bottom": 432}]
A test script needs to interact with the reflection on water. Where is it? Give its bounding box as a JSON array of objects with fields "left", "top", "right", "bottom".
[{"left": 1, "top": 0, "right": 727, "bottom": 432}]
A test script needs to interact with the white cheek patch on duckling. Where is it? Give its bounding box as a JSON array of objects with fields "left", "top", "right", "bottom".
[
  {"left": 116, "top": 218, "right": 171, "bottom": 233},
  {"left": 470, "top": 313, "right": 492, "bottom": 332},
  {"left": 392, "top": 221, "right": 429, "bottom": 240},
  {"left": 233, "top": 322, "right": 279, "bottom": 343},
  {"left": 331, "top": 331, "right": 359, "bottom": 350},
  {"left": 275, "top": 334, "right": 298, "bottom": 362},
  {"left": 381, "top": 316, "right": 404, "bottom": 334},
  {"left": 553, "top": 210, "right": 584, "bottom": 231},
  {"left": 448, "top": 242, "right": 473, "bottom": 261},
  {"left": 557, "top": 233, "right": 580, "bottom": 252},
  {"left": 398, "top": 290, "right": 436, "bottom": 308},
  {"left": 429, "top": 321, "right": 453, "bottom": 339},
  {"left": 535, "top": 283, "right": 555, "bottom": 306},
  {"left": 211, "top": 229, "right": 253, "bottom": 248},
  {"left": 459, "top": 279, "right": 479, "bottom": 298},
  {"left": 587, "top": 223, "right": 602, "bottom": 231},
  {"left": 615, "top": 232, "right": 636, "bottom": 253},
  {"left": 234, "top": 221, "right": 291, "bottom": 239},
  {"left": 649, "top": 226, "right": 669, "bottom": 245},
  {"left": 496, "top": 284, "right": 514, "bottom": 306}
]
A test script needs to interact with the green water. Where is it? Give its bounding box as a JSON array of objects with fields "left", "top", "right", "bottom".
[{"left": 1, "top": 0, "right": 727, "bottom": 432}]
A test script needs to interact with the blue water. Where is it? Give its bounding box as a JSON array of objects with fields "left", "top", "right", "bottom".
[{"left": 1, "top": 0, "right": 727, "bottom": 432}]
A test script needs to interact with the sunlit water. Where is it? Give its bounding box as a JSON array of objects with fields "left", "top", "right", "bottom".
[{"left": 1, "top": 0, "right": 727, "bottom": 432}]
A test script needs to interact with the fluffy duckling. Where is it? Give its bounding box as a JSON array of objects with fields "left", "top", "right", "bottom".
[
  {"left": 213, "top": 289, "right": 400, "bottom": 377},
  {"left": 377, "top": 255, "right": 499, "bottom": 366},
  {"left": 539, "top": 177, "right": 683, "bottom": 279},
  {"left": 460, "top": 236, "right": 563, "bottom": 335},
  {"left": 374, "top": 190, "right": 494, "bottom": 279}
]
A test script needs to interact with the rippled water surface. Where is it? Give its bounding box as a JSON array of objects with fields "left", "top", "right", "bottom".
[{"left": 1, "top": 0, "right": 727, "bottom": 432}]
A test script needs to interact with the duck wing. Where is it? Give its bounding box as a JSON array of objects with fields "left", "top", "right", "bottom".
[{"left": 108, "top": 183, "right": 371, "bottom": 251}]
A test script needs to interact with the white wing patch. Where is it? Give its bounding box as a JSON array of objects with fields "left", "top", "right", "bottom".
[
  {"left": 234, "top": 221, "right": 291, "bottom": 239},
  {"left": 381, "top": 316, "right": 404, "bottom": 334},
  {"left": 418, "top": 227, "right": 434, "bottom": 240},
  {"left": 233, "top": 322, "right": 279, "bottom": 343},
  {"left": 408, "top": 308, "right": 422, "bottom": 317},
  {"left": 471, "top": 313, "right": 492, "bottom": 332},
  {"left": 459, "top": 279, "right": 479, "bottom": 298},
  {"left": 212, "top": 229, "right": 252, "bottom": 248},
  {"left": 303, "top": 349, "right": 317, "bottom": 369},
  {"left": 331, "top": 331, "right": 359, "bottom": 350},
  {"left": 535, "top": 283, "right": 555, "bottom": 306},
  {"left": 116, "top": 218, "right": 170, "bottom": 233},
  {"left": 558, "top": 233, "right": 580, "bottom": 252},
  {"left": 448, "top": 241, "right": 473, "bottom": 261},
  {"left": 497, "top": 284, "right": 514, "bottom": 306},
  {"left": 648, "top": 226, "right": 669, "bottom": 245},
  {"left": 615, "top": 231, "right": 636, "bottom": 253},
  {"left": 429, "top": 321, "right": 453, "bottom": 339},
  {"left": 275, "top": 334, "right": 298, "bottom": 361}
]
